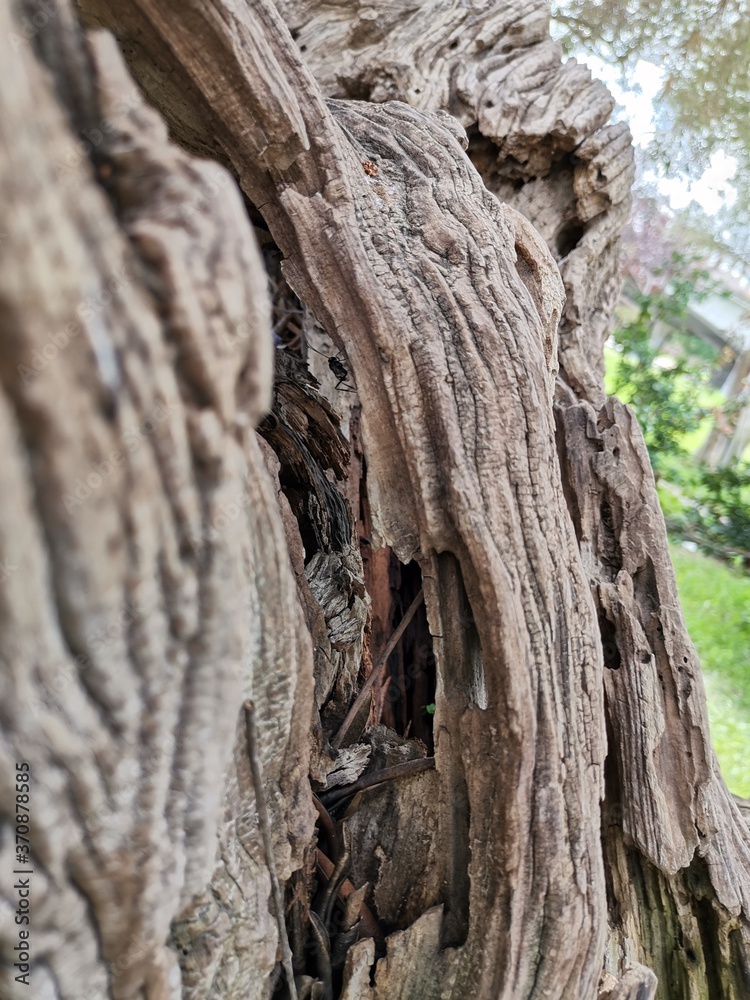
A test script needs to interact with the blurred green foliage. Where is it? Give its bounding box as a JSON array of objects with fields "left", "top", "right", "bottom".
[
  {"left": 607, "top": 254, "right": 750, "bottom": 569},
  {"left": 608, "top": 253, "right": 716, "bottom": 477},
  {"left": 679, "top": 465, "right": 750, "bottom": 568}
]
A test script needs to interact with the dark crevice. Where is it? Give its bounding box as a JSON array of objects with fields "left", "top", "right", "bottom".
[
  {"left": 255, "top": 239, "right": 353, "bottom": 562},
  {"left": 598, "top": 609, "right": 622, "bottom": 670},
  {"left": 334, "top": 78, "right": 373, "bottom": 102},
  {"left": 554, "top": 220, "right": 585, "bottom": 258},
  {"left": 258, "top": 351, "right": 352, "bottom": 561},
  {"left": 601, "top": 709, "right": 624, "bottom": 928},
  {"left": 375, "top": 556, "right": 435, "bottom": 749},
  {"left": 242, "top": 190, "right": 272, "bottom": 233},
  {"left": 433, "top": 552, "right": 477, "bottom": 949},
  {"left": 358, "top": 472, "right": 436, "bottom": 750},
  {"left": 602, "top": 798, "right": 742, "bottom": 1000},
  {"left": 599, "top": 495, "right": 623, "bottom": 575},
  {"left": 553, "top": 406, "right": 583, "bottom": 543}
]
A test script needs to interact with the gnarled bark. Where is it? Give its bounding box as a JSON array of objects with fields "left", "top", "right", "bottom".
[
  {"left": 0, "top": 13, "right": 312, "bottom": 1000},
  {"left": 1, "top": 2, "right": 748, "bottom": 999}
]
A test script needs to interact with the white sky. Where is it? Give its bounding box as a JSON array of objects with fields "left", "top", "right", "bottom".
[{"left": 579, "top": 54, "right": 738, "bottom": 216}]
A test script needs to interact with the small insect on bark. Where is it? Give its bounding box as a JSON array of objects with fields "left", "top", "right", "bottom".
[{"left": 307, "top": 343, "right": 357, "bottom": 393}]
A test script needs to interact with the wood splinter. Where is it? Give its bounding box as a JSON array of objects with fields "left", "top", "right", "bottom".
[
  {"left": 320, "top": 756, "right": 436, "bottom": 807},
  {"left": 244, "top": 699, "right": 298, "bottom": 1000}
]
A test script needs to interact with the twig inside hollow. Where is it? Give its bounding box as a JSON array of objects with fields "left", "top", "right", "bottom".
[
  {"left": 333, "top": 587, "right": 425, "bottom": 748},
  {"left": 315, "top": 849, "right": 384, "bottom": 944}
]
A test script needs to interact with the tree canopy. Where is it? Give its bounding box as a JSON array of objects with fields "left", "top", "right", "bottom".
[{"left": 552, "top": 0, "right": 750, "bottom": 260}]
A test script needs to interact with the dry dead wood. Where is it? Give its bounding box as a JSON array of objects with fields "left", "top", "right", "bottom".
[{"left": 0, "top": 1, "right": 747, "bottom": 999}]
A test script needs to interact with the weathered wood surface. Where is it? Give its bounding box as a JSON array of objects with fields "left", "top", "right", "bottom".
[
  {"left": 276, "top": 0, "right": 635, "bottom": 407},
  {"left": 0, "top": 1, "right": 748, "bottom": 999},
  {"left": 556, "top": 390, "right": 750, "bottom": 996},
  {"left": 77, "top": 4, "right": 611, "bottom": 996},
  {"left": 0, "top": 12, "right": 314, "bottom": 1000}
]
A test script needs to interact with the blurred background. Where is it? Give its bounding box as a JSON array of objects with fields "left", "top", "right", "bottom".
[{"left": 552, "top": 0, "right": 750, "bottom": 796}]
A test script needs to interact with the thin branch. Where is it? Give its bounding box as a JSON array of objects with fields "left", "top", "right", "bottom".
[
  {"left": 319, "top": 756, "right": 436, "bottom": 807},
  {"left": 315, "top": 849, "right": 384, "bottom": 943},
  {"left": 244, "top": 700, "right": 298, "bottom": 1000},
  {"left": 316, "top": 826, "right": 351, "bottom": 930},
  {"left": 332, "top": 587, "right": 424, "bottom": 748}
]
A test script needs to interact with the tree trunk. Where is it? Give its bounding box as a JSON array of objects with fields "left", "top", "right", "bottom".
[{"left": 0, "top": 2, "right": 747, "bottom": 1000}]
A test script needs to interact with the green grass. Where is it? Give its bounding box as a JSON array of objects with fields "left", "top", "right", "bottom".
[{"left": 670, "top": 540, "right": 750, "bottom": 797}]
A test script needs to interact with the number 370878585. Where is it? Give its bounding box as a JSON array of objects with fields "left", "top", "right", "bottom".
[{"left": 15, "top": 763, "right": 31, "bottom": 859}]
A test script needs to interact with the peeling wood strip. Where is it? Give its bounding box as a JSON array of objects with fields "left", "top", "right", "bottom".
[{"left": 320, "top": 757, "right": 436, "bottom": 808}]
